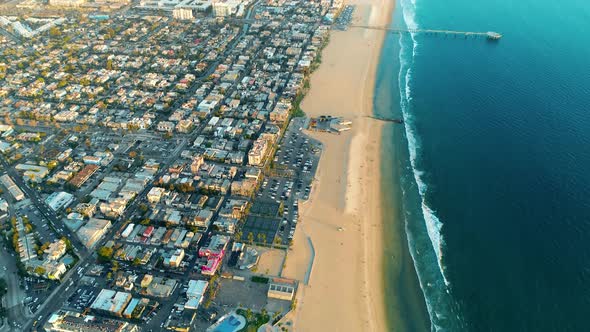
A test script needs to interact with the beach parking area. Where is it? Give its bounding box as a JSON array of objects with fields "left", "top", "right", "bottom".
[{"left": 282, "top": 0, "right": 395, "bottom": 331}]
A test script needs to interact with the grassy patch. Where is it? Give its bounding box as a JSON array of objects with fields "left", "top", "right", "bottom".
[{"left": 251, "top": 275, "right": 269, "bottom": 284}]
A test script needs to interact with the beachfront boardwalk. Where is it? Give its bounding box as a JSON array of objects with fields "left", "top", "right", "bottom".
[{"left": 349, "top": 25, "right": 502, "bottom": 39}]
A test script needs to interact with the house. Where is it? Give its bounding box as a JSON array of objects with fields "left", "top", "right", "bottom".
[{"left": 164, "top": 248, "right": 185, "bottom": 268}]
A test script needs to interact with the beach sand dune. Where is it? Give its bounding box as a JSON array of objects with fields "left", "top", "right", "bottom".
[{"left": 281, "top": 1, "right": 396, "bottom": 331}]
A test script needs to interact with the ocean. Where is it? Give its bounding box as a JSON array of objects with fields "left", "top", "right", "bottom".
[{"left": 376, "top": 0, "right": 590, "bottom": 331}]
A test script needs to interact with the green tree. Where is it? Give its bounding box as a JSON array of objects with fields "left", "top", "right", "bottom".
[
  {"left": 97, "top": 246, "right": 114, "bottom": 262},
  {"left": 245, "top": 308, "right": 253, "bottom": 322},
  {"left": 139, "top": 204, "right": 148, "bottom": 213},
  {"left": 34, "top": 266, "right": 46, "bottom": 276}
]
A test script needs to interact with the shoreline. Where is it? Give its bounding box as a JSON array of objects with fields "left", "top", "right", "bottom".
[{"left": 281, "top": 0, "right": 406, "bottom": 331}]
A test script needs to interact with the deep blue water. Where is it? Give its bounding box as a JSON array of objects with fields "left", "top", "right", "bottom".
[{"left": 377, "top": 0, "right": 590, "bottom": 330}]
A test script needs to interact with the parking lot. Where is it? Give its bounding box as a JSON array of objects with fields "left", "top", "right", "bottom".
[
  {"left": 64, "top": 285, "right": 98, "bottom": 313},
  {"left": 16, "top": 201, "right": 59, "bottom": 245},
  {"left": 255, "top": 118, "right": 321, "bottom": 245},
  {"left": 334, "top": 5, "right": 356, "bottom": 30},
  {"left": 216, "top": 279, "right": 268, "bottom": 311}
]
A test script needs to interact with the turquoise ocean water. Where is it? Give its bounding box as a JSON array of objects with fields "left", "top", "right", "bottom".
[{"left": 376, "top": 0, "right": 590, "bottom": 330}]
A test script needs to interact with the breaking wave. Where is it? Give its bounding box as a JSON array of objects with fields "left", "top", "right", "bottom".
[
  {"left": 393, "top": 0, "right": 468, "bottom": 330},
  {"left": 398, "top": 0, "right": 448, "bottom": 287}
]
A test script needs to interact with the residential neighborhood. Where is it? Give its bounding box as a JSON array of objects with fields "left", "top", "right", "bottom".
[{"left": 0, "top": 0, "right": 347, "bottom": 331}]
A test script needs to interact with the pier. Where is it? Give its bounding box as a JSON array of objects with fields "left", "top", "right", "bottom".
[
  {"left": 367, "top": 115, "right": 404, "bottom": 124},
  {"left": 223, "top": 18, "right": 502, "bottom": 40},
  {"left": 350, "top": 25, "right": 502, "bottom": 40}
]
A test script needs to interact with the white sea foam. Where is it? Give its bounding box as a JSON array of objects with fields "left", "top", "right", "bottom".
[{"left": 398, "top": 0, "right": 450, "bottom": 288}]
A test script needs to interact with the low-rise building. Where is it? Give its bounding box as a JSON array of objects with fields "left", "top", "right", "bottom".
[
  {"left": 0, "top": 174, "right": 25, "bottom": 201},
  {"left": 146, "top": 277, "right": 177, "bottom": 298},
  {"left": 90, "top": 289, "right": 133, "bottom": 317},
  {"left": 45, "top": 191, "right": 75, "bottom": 211},
  {"left": 157, "top": 121, "right": 175, "bottom": 132},
  {"left": 147, "top": 187, "right": 166, "bottom": 204},
  {"left": 44, "top": 311, "right": 139, "bottom": 332},
  {"left": 185, "top": 279, "right": 208, "bottom": 309},
  {"left": 69, "top": 164, "right": 99, "bottom": 188},
  {"left": 15, "top": 164, "right": 49, "bottom": 183},
  {"left": 45, "top": 239, "right": 67, "bottom": 261},
  {"left": 267, "top": 278, "right": 296, "bottom": 301},
  {"left": 77, "top": 218, "right": 112, "bottom": 249}
]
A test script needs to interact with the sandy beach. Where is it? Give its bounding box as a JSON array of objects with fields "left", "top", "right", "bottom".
[{"left": 281, "top": 0, "right": 397, "bottom": 331}]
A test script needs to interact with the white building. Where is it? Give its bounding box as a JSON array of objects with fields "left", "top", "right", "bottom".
[
  {"left": 138, "top": 0, "right": 211, "bottom": 11},
  {"left": 45, "top": 191, "right": 75, "bottom": 211},
  {"left": 77, "top": 218, "right": 112, "bottom": 249},
  {"left": 212, "top": 0, "right": 241, "bottom": 17},
  {"left": 90, "top": 289, "right": 132, "bottom": 317},
  {"left": 248, "top": 137, "right": 269, "bottom": 166},
  {"left": 157, "top": 121, "right": 175, "bottom": 132},
  {"left": 147, "top": 187, "right": 166, "bottom": 204},
  {"left": 173, "top": 7, "right": 194, "bottom": 20},
  {"left": 48, "top": 0, "right": 85, "bottom": 6},
  {"left": 185, "top": 280, "right": 208, "bottom": 309}
]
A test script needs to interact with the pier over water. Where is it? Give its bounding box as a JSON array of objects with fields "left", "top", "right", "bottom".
[{"left": 350, "top": 25, "right": 502, "bottom": 40}]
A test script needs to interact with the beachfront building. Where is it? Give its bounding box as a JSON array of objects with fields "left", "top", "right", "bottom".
[
  {"left": 248, "top": 137, "right": 269, "bottom": 166},
  {"left": 267, "top": 277, "right": 296, "bottom": 301},
  {"left": 270, "top": 99, "right": 291, "bottom": 124},
  {"left": 198, "top": 234, "right": 229, "bottom": 275}
]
